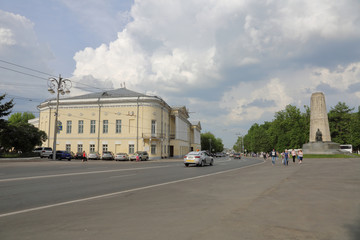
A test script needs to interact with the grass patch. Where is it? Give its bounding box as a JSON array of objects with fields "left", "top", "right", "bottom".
[{"left": 304, "top": 154, "right": 357, "bottom": 158}]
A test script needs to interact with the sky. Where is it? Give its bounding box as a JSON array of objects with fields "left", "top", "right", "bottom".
[{"left": 0, "top": 0, "right": 360, "bottom": 148}]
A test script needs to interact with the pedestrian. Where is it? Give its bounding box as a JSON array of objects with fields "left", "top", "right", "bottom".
[
  {"left": 298, "top": 150, "right": 303, "bottom": 164},
  {"left": 291, "top": 149, "right": 296, "bottom": 164},
  {"left": 271, "top": 149, "right": 276, "bottom": 165},
  {"left": 284, "top": 149, "right": 289, "bottom": 166},
  {"left": 82, "top": 150, "right": 87, "bottom": 162},
  {"left": 263, "top": 152, "right": 266, "bottom": 160}
]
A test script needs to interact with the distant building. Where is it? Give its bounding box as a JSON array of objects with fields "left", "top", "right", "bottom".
[{"left": 36, "top": 88, "right": 201, "bottom": 159}]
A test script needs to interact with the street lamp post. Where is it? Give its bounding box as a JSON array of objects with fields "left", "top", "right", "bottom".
[{"left": 48, "top": 75, "right": 71, "bottom": 161}]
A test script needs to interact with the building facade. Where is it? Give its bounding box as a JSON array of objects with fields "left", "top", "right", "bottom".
[{"left": 37, "top": 88, "right": 201, "bottom": 159}]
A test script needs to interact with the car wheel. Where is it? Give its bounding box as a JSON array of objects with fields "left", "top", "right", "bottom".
[
  {"left": 210, "top": 159, "right": 213, "bottom": 166},
  {"left": 185, "top": 163, "right": 189, "bottom": 167},
  {"left": 200, "top": 161, "right": 204, "bottom": 167}
]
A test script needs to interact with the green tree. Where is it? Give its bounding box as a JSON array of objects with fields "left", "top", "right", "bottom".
[
  {"left": 0, "top": 95, "right": 47, "bottom": 153},
  {"left": 242, "top": 105, "right": 309, "bottom": 153},
  {"left": 350, "top": 106, "right": 360, "bottom": 152},
  {"left": 328, "top": 102, "right": 353, "bottom": 144},
  {"left": 0, "top": 123, "right": 47, "bottom": 152},
  {"left": 0, "top": 94, "right": 14, "bottom": 130},
  {"left": 201, "top": 132, "right": 224, "bottom": 153},
  {"left": 8, "top": 112, "right": 35, "bottom": 125}
]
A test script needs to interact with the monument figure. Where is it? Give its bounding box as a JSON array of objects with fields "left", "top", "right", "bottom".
[
  {"left": 315, "top": 129, "right": 323, "bottom": 142},
  {"left": 303, "top": 92, "right": 340, "bottom": 154}
]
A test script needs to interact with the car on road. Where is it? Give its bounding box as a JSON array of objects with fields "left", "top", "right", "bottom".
[
  {"left": 233, "top": 153, "right": 241, "bottom": 159},
  {"left": 48, "top": 150, "right": 72, "bottom": 161},
  {"left": 33, "top": 147, "right": 53, "bottom": 158},
  {"left": 115, "top": 153, "right": 129, "bottom": 161},
  {"left": 75, "top": 152, "right": 84, "bottom": 159},
  {"left": 130, "top": 151, "right": 149, "bottom": 161},
  {"left": 184, "top": 151, "right": 214, "bottom": 167},
  {"left": 88, "top": 152, "right": 101, "bottom": 160},
  {"left": 102, "top": 151, "right": 115, "bottom": 160}
]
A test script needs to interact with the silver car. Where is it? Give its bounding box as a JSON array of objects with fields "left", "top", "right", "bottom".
[
  {"left": 88, "top": 152, "right": 100, "bottom": 160},
  {"left": 115, "top": 153, "right": 129, "bottom": 161},
  {"left": 33, "top": 147, "right": 53, "bottom": 158},
  {"left": 184, "top": 151, "right": 214, "bottom": 167},
  {"left": 102, "top": 151, "right": 114, "bottom": 160}
]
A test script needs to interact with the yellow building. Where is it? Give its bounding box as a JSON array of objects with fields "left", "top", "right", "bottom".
[{"left": 37, "top": 88, "right": 201, "bottom": 159}]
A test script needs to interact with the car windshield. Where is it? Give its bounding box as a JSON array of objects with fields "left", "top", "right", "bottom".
[
  {"left": 187, "top": 152, "right": 201, "bottom": 156},
  {"left": 117, "top": 153, "right": 126, "bottom": 155}
]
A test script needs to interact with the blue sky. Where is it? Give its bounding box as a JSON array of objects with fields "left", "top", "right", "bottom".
[{"left": 1, "top": 0, "right": 360, "bottom": 148}]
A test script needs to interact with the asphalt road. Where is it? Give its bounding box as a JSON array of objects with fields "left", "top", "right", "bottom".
[{"left": 0, "top": 156, "right": 359, "bottom": 240}]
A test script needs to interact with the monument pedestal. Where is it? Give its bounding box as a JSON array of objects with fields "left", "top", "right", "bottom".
[{"left": 303, "top": 142, "right": 341, "bottom": 154}]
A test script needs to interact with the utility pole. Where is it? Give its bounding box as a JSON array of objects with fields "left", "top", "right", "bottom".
[
  {"left": 48, "top": 75, "right": 72, "bottom": 161},
  {"left": 209, "top": 138, "right": 212, "bottom": 153}
]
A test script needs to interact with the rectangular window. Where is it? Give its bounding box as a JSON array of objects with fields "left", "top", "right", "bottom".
[
  {"left": 66, "top": 120, "right": 72, "bottom": 134},
  {"left": 151, "top": 120, "right": 156, "bottom": 136},
  {"left": 116, "top": 119, "right": 122, "bottom": 133},
  {"left": 90, "top": 144, "right": 95, "bottom": 153},
  {"left": 90, "top": 120, "right": 96, "bottom": 133},
  {"left": 102, "top": 144, "right": 108, "bottom": 152},
  {"left": 103, "top": 120, "right": 108, "bottom": 134},
  {"left": 151, "top": 144, "right": 156, "bottom": 154},
  {"left": 77, "top": 144, "right": 83, "bottom": 153},
  {"left": 66, "top": 144, "right": 71, "bottom": 152},
  {"left": 78, "top": 120, "right": 84, "bottom": 134},
  {"left": 129, "top": 144, "right": 134, "bottom": 154}
]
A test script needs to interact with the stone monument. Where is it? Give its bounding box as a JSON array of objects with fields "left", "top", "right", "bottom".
[{"left": 303, "top": 92, "right": 340, "bottom": 154}]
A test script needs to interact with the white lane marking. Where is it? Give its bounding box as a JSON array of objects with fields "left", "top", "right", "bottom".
[
  {"left": 108, "top": 174, "right": 136, "bottom": 179},
  {"left": 0, "top": 160, "right": 265, "bottom": 218},
  {"left": 0, "top": 165, "right": 171, "bottom": 183}
]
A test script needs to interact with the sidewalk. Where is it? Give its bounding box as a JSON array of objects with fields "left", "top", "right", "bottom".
[{"left": 205, "top": 157, "right": 360, "bottom": 240}]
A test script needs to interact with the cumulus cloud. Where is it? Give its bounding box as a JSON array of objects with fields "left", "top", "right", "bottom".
[
  {"left": 0, "top": 10, "right": 54, "bottom": 111},
  {"left": 70, "top": 0, "right": 360, "bottom": 146}
]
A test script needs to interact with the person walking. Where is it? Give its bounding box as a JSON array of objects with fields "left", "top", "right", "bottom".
[
  {"left": 298, "top": 150, "right": 303, "bottom": 164},
  {"left": 271, "top": 149, "right": 276, "bottom": 165},
  {"left": 291, "top": 149, "right": 296, "bottom": 164},
  {"left": 284, "top": 149, "right": 289, "bottom": 166},
  {"left": 82, "top": 150, "right": 87, "bottom": 162}
]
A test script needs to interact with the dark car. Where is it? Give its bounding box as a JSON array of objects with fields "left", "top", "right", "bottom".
[
  {"left": 48, "top": 151, "right": 72, "bottom": 161},
  {"left": 75, "top": 152, "right": 83, "bottom": 159},
  {"left": 233, "top": 153, "right": 241, "bottom": 159}
]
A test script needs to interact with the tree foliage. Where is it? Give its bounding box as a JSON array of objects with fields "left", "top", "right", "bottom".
[
  {"left": 0, "top": 95, "right": 47, "bottom": 153},
  {"left": 8, "top": 112, "right": 35, "bottom": 125},
  {"left": 201, "top": 132, "right": 224, "bottom": 153},
  {"left": 241, "top": 102, "right": 360, "bottom": 153},
  {"left": 0, "top": 123, "right": 47, "bottom": 152},
  {"left": 0, "top": 94, "right": 14, "bottom": 130}
]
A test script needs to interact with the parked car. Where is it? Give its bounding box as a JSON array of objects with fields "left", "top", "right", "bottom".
[
  {"left": 75, "top": 152, "right": 84, "bottom": 159},
  {"left": 33, "top": 147, "right": 53, "bottom": 158},
  {"left": 130, "top": 151, "right": 149, "bottom": 161},
  {"left": 233, "top": 153, "right": 241, "bottom": 159},
  {"left": 48, "top": 150, "right": 72, "bottom": 161},
  {"left": 88, "top": 152, "right": 100, "bottom": 160},
  {"left": 102, "top": 151, "right": 115, "bottom": 160},
  {"left": 184, "top": 151, "right": 214, "bottom": 167},
  {"left": 115, "top": 153, "right": 129, "bottom": 161}
]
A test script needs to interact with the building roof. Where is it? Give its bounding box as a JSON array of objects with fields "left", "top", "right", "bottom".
[{"left": 63, "top": 88, "right": 149, "bottom": 100}]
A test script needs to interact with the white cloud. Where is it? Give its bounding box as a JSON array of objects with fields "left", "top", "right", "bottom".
[
  {"left": 0, "top": 28, "right": 15, "bottom": 47},
  {"left": 69, "top": 0, "right": 360, "bottom": 147},
  {"left": 0, "top": 10, "right": 54, "bottom": 112}
]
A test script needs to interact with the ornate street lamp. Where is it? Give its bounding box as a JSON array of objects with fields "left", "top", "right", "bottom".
[{"left": 48, "top": 75, "right": 72, "bottom": 161}]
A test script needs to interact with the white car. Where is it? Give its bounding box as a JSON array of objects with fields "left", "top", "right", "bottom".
[
  {"left": 184, "top": 151, "right": 214, "bottom": 167},
  {"left": 115, "top": 153, "right": 129, "bottom": 161}
]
